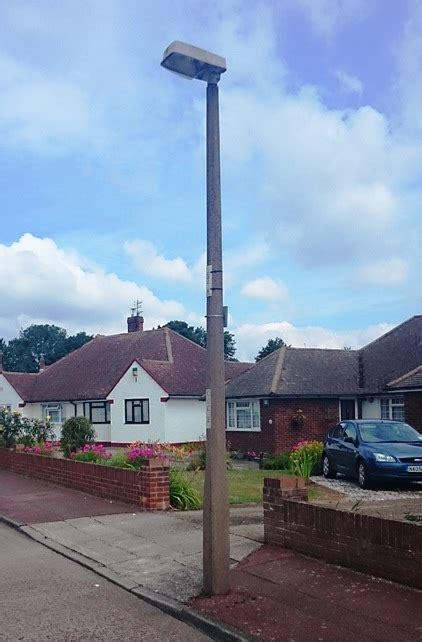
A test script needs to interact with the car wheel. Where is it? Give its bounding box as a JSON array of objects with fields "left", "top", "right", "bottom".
[
  {"left": 357, "top": 460, "right": 372, "bottom": 489},
  {"left": 322, "top": 454, "right": 336, "bottom": 479}
]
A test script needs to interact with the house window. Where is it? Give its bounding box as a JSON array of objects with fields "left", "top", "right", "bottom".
[
  {"left": 227, "top": 400, "right": 260, "bottom": 431},
  {"left": 83, "top": 401, "right": 111, "bottom": 424},
  {"left": 380, "top": 397, "right": 405, "bottom": 421},
  {"left": 43, "top": 404, "right": 62, "bottom": 424},
  {"left": 125, "top": 399, "right": 149, "bottom": 424}
]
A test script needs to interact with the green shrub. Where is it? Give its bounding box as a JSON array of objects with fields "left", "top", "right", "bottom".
[
  {"left": 61, "top": 416, "right": 95, "bottom": 458},
  {"left": 169, "top": 469, "right": 201, "bottom": 510},
  {"left": 19, "top": 418, "right": 54, "bottom": 446},
  {"left": 0, "top": 409, "right": 23, "bottom": 447},
  {"left": 0, "top": 409, "right": 53, "bottom": 448},
  {"left": 262, "top": 452, "right": 291, "bottom": 470},
  {"left": 289, "top": 440, "right": 323, "bottom": 479}
]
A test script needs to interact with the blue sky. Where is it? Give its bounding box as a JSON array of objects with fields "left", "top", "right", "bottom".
[{"left": 0, "top": 0, "right": 421, "bottom": 360}]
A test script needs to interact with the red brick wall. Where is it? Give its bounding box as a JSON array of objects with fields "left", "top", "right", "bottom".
[
  {"left": 227, "top": 398, "right": 339, "bottom": 454},
  {"left": 405, "top": 392, "right": 422, "bottom": 432},
  {"left": 264, "top": 477, "right": 421, "bottom": 590},
  {"left": 0, "top": 449, "right": 169, "bottom": 510}
]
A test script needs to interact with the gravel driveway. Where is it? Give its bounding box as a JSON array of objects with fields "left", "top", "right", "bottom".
[{"left": 310, "top": 475, "right": 422, "bottom": 501}]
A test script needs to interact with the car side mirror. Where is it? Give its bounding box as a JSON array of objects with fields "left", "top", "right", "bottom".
[{"left": 344, "top": 436, "right": 356, "bottom": 445}]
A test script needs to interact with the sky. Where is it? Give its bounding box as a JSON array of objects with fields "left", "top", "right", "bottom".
[{"left": 0, "top": 0, "right": 421, "bottom": 361}]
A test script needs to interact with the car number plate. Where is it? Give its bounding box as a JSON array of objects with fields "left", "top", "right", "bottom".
[{"left": 407, "top": 465, "right": 422, "bottom": 472}]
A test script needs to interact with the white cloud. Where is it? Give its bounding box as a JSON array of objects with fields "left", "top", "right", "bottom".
[
  {"left": 356, "top": 258, "right": 408, "bottom": 286},
  {"left": 241, "top": 277, "right": 288, "bottom": 302},
  {"left": 297, "top": 0, "right": 366, "bottom": 39},
  {"left": 335, "top": 69, "right": 363, "bottom": 95},
  {"left": 125, "top": 239, "right": 192, "bottom": 283},
  {"left": 0, "top": 54, "right": 102, "bottom": 155},
  {"left": 234, "top": 320, "right": 393, "bottom": 361},
  {"left": 0, "top": 234, "right": 187, "bottom": 339}
]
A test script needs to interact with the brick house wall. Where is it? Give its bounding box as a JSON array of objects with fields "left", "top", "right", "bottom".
[
  {"left": 227, "top": 398, "right": 339, "bottom": 454},
  {"left": 404, "top": 392, "right": 422, "bottom": 432}
]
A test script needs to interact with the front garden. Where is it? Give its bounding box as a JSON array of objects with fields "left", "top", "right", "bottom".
[{"left": 0, "top": 408, "right": 326, "bottom": 509}]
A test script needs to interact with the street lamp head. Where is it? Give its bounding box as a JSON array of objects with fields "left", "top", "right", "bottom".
[{"left": 161, "top": 41, "right": 226, "bottom": 83}]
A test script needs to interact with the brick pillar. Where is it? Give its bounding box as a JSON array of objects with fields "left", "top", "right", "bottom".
[
  {"left": 263, "top": 475, "right": 309, "bottom": 500},
  {"left": 139, "top": 458, "right": 170, "bottom": 510}
]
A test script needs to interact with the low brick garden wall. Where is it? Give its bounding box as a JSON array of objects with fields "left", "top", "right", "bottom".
[
  {"left": 264, "top": 476, "right": 421, "bottom": 589},
  {"left": 0, "top": 448, "right": 169, "bottom": 510}
]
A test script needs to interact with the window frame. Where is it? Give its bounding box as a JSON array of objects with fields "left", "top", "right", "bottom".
[
  {"left": 43, "top": 404, "right": 62, "bottom": 424},
  {"left": 380, "top": 397, "right": 405, "bottom": 421},
  {"left": 125, "top": 398, "right": 150, "bottom": 425},
  {"left": 226, "top": 399, "right": 261, "bottom": 432},
  {"left": 83, "top": 401, "right": 111, "bottom": 424}
]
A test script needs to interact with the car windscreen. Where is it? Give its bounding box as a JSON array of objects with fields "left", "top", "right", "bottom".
[{"left": 358, "top": 422, "right": 422, "bottom": 443}]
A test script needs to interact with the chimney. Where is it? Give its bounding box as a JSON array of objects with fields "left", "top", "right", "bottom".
[
  {"left": 0, "top": 352, "right": 3, "bottom": 373},
  {"left": 39, "top": 354, "right": 46, "bottom": 372},
  {"left": 127, "top": 314, "right": 144, "bottom": 333},
  {"left": 127, "top": 300, "right": 144, "bottom": 333}
]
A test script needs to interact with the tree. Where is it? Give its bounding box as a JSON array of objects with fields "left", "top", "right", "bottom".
[
  {"left": 3, "top": 325, "right": 92, "bottom": 373},
  {"left": 163, "top": 321, "right": 206, "bottom": 347},
  {"left": 163, "top": 320, "right": 237, "bottom": 361},
  {"left": 223, "top": 331, "right": 237, "bottom": 361},
  {"left": 255, "top": 337, "right": 287, "bottom": 362}
]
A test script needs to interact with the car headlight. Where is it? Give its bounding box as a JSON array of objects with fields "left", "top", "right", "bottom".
[{"left": 374, "top": 453, "right": 396, "bottom": 463}]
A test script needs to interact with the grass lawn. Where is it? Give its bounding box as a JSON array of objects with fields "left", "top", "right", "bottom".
[{"left": 180, "top": 468, "right": 291, "bottom": 505}]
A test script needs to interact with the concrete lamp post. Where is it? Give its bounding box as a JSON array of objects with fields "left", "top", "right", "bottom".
[{"left": 161, "top": 41, "right": 229, "bottom": 596}]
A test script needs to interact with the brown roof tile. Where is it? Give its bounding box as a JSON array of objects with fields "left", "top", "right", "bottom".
[
  {"left": 4, "top": 329, "right": 252, "bottom": 402},
  {"left": 225, "top": 347, "right": 360, "bottom": 398},
  {"left": 360, "top": 315, "right": 422, "bottom": 392},
  {"left": 387, "top": 365, "right": 422, "bottom": 390},
  {"left": 226, "top": 316, "right": 422, "bottom": 399}
]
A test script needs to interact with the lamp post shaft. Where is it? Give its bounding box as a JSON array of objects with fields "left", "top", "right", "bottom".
[{"left": 203, "top": 80, "right": 230, "bottom": 596}]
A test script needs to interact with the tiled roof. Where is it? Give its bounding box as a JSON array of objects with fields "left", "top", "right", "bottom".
[
  {"left": 387, "top": 366, "right": 422, "bottom": 390},
  {"left": 226, "top": 315, "right": 422, "bottom": 399},
  {"left": 359, "top": 315, "right": 422, "bottom": 392},
  {"left": 3, "top": 329, "right": 252, "bottom": 402},
  {"left": 225, "top": 347, "right": 360, "bottom": 398},
  {"left": 2, "top": 372, "right": 38, "bottom": 401}
]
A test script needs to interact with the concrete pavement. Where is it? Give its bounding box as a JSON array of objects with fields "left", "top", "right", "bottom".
[
  {"left": 22, "top": 509, "right": 263, "bottom": 603},
  {"left": 0, "top": 523, "right": 210, "bottom": 641}
]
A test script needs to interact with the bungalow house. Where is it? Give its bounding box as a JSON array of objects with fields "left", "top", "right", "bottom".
[
  {"left": 225, "top": 316, "right": 422, "bottom": 454},
  {"left": 0, "top": 314, "right": 250, "bottom": 445}
]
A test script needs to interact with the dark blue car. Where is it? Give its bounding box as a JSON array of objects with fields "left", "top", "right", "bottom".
[{"left": 323, "top": 419, "right": 422, "bottom": 489}]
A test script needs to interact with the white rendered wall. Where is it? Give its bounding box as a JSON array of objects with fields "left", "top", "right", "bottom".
[
  {"left": 71, "top": 401, "right": 111, "bottom": 442},
  {"left": 164, "top": 398, "right": 206, "bottom": 443},
  {"left": 108, "top": 362, "right": 166, "bottom": 443},
  {"left": 0, "top": 375, "right": 23, "bottom": 411},
  {"left": 361, "top": 398, "right": 381, "bottom": 419}
]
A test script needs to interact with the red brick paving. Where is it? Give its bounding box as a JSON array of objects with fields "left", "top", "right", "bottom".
[
  {"left": 0, "top": 470, "right": 139, "bottom": 524},
  {"left": 192, "top": 546, "right": 422, "bottom": 642}
]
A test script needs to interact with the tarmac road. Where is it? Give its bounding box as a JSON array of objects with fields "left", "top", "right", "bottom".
[{"left": 0, "top": 523, "right": 210, "bottom": 641}]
